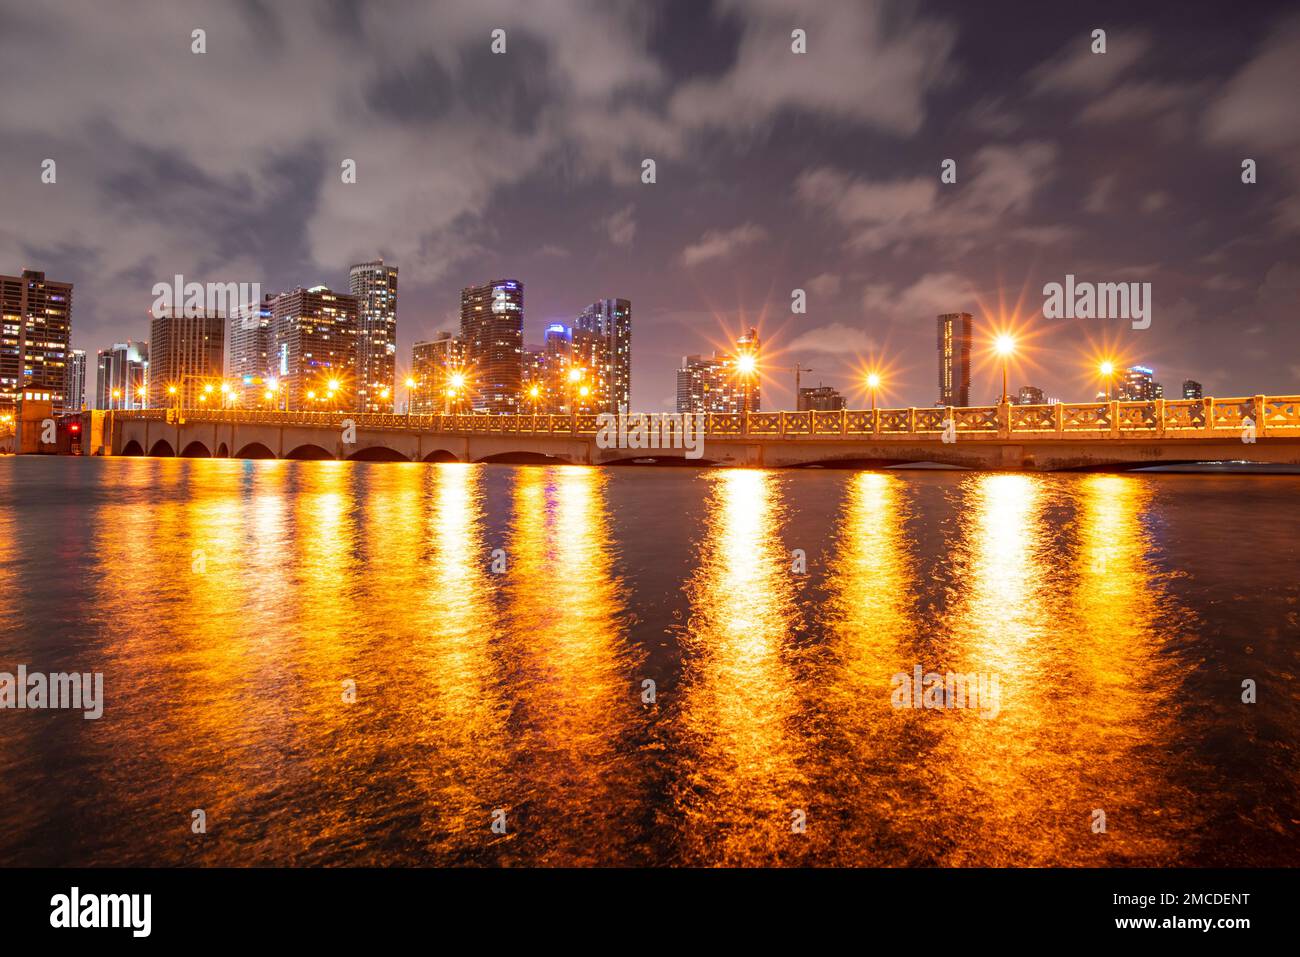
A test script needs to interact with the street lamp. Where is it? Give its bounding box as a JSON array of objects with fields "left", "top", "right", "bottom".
[
  {"left": 1099, "top": 360, "right": 1115, "bottom": 402},
  {"left": 866, "top": 371, "right": 881, "bottom": 412},
  {"left": 528, "top": 383, "right": 541, "bottom": 416},
  {"left": 734, "top": 352, "right": 757, "bottom": 414},
  {"left": 994, "top": 335, "right": 1015, "bottom": 404},
  {"left": 405, "top": 376, "right": 417, "bottom": 417},
  {"left": 447, "top": 371, "right": 466, "bottom": 414},
  {"left": 135, "top": 385, "right": 147, "bottom": 410},
  {"left": 566, "top": 366, "right": 584, "bottom": 416}
]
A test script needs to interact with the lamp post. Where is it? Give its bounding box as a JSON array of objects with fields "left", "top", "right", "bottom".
[
  {"left": 735, "top": 353, "right": 757, "bottom": 415},
  {"left": 866, "top": 372, "right": 881, "bottom": 412},
  {"left": 567, "top": 366, "right": 584, "bottom": 418},
  {"left": 1099, "top": 360, "right": 1115, "bottom": 402},
  {"left": 405, "top": 377, "right": 417, "bottom": 417},
  {"left": 994, "top": 335, "right": 1015, "bottom": 404},
  {"left": 446, "top": 371, "right": 466, "bottom": 415}
]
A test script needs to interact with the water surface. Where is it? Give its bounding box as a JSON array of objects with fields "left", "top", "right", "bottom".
[{"left": 0, "top": 457, "right": 1296, "bottom": 866}]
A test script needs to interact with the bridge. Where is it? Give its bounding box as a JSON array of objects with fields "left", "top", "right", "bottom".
[{"left": 75, "top": 394, "right": 1300, "bottom": 470}]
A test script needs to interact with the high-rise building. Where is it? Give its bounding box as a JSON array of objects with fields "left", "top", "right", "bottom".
[
  {"left": 676, "top": 354, "right": 721, "bottom": 414},
  {"left": 227, "top": 296, "right": 275, "bottom": 405},
  {"left": 937, "top": 312, "right": 972, "bottom": 407},
  {"left": 349, "top": 260, "right": 398, "bottom": 413},
  {"left": 575, "top": 298, "right": 631, "bottom": 413},
  {"left": 730, "top": 327, "right": 762, "bottom": 414},
  {"left": 66, "top": 348, "right": 86, "bottom": 412},
  {"left": 1017, "top": 385, "right": 1045, "bottom": 406},
  {"left": 270, "top": 286, "right": 359, "bottom": 410},
  {"left": 149, "top": 314, "right": 224, "bottom": 409},
  {"left": 460, "top": 279, "right": 523, "bottom": 414},
  {"left": 798, "top": 385, "right": 844, "bottom": 411},
  {"left": 410, "top": 332, "right": 463, "bottom": 414},
  {"left": 1183, "top": 379, "right": 1203, "bottom": 400},
  {"left": 676, "top": 330, "right": 761, "bottom": 415},
  {"left": 1, "top": 270, "right": 74, "bottom": 413},
  {"left": 96, "top": 341, "right": 149, "bottom": 410},
  {"left": 1118, "top": 365, "right": 1161, "bottom": 402},
  {"left": 525, "top": 323, "right": 563, "bottom": 414}
]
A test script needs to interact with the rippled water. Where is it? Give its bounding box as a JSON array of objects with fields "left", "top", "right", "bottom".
[{"left": 0, "top": 457, "right": 1297, "bottom": 866}]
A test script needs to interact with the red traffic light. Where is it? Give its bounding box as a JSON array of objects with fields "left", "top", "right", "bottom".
[{"left": 69, "top": 423, "right": 80, "bottom": 432}]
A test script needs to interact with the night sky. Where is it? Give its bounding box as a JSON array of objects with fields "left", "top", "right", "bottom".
[{"left": 2, "top": 0, "right": 1297, "bottom": 410}]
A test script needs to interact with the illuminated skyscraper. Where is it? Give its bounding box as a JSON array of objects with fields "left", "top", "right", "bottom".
[
  {"left": 676, "top": 354, "right": 721, "bottom": 413},
  {"left": 349, "top": 260, "right": 398, "bottom": 413},
  {"left": 96, "top": 341, "right": 149, "bottom": 410},
  {"left": 1182, "top": 379, "right": 1203, "bottom": 400},
  {"left": 676, "top": 329, "right": 761, "bottom": 414},
  {"left": 66, "top": 348, "right": 86, "bottom": 412},
  {"left": 459, "top": 279, "right": 523, "bottom": 414},
  {"left": 227, "top": 296, "right": 275, "bottom": 405},
  {"left": 269, "top": 286, "right": 358, "bottom": 410},
  {"left": 410, "top": 332, "right": 463, "bottom": 414},
  {"left": 937, "top": 312, "right": 972, "bottom": 407},
  {"left": 149, "top": 313, "right": 223, "bottom": 409},
  {"left": 0, "top": 270, "right": 73, "bottom": 413},
  {"left": 575, "top": 298, "right": 631, "bottom": 413},
  {"left": 1118, "top": 365, "right": 1162, "bottom": 401}
]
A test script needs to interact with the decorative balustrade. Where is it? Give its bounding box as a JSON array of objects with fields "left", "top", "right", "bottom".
[
  {"left": 1010, "top": 404, "right": 1055, "bottom": 431},
  {"left": 1060, "top": 402, "right": 1110, "bottom": 431},
  {"left": 105, "top": 395, "right": 1300, "bottom": 440}
]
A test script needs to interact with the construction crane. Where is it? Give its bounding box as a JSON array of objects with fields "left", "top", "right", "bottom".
[{"left": 791, "top": 364, "right": 814, "bottom": 408}]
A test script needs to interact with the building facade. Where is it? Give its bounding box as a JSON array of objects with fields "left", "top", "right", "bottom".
[
  {"left": 1, "top": 270, "right": 73, "bottom": 413},
  {"left": 270, "top": 286, "right": 359, "bottom": 411},
  {"left": 148, "top": 314, "right": 224, "bottom": 409},
  {"left": 459, "top": 279, "right": 523, "bottom": 414},
  {"left": 575, "top": 298, "right": 631, "bottom": 413},
  {"left": 227, "top": 297, "right": 275, "bottom": 406},
  {"left": 1182, "top": 379, "right": 1203, "bottom": 400},
  {"left": 1118, "top": 365, "right": 1163, "bottom": 402},
  {"left": 66, "top": 348, "right": 86, "bottom": 412},
  {"left": 410, "top": 332, "right": 464, "bottom": 414},
  {"left": 937, "top": 312, "right": 972, "bottom": 407},
  {"left": 675, "top": 330, "right": 761, "bottom": 414},
  {"left": 1017, "top": 385, "right": 1045, "bottom": 406},
  {"left": 96, "top": 341, "right": 149, "bottom": 410},
  {"left": 350, "top": 260, "right": 398, "bottom": 414},
  {"left": 798, "top": 385, "right": 845, "bottom": 411},
  {"left": 676, "top": 354, "right": 720, "bottom": 413}
]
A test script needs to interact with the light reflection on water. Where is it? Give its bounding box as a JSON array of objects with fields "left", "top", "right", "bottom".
[{"left": 0, "top": 457, "right": 1296, "bottom": 866}]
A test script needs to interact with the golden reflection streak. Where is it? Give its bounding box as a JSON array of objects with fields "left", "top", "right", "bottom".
[
  {"left": 925, "top": 473, "right": 1055, "bottom": 866},
  {"left": 672, "top": 469, "right": 805, "bottom": 865},
  {"left": 75, "top": 459, "right": 303, "bottom": 863},
  {"left": 812, "top": 470, "right": 926, "bottom": 863},
  {"left": 500, "top": 466, "right": 640, "bottom": 864},
  {"left": 402, "top": 463, "right": 511, "bottom": 859},
  {"left": 1061, "top": 474, "right": 1192, "bottom": 862},
  {"left": 928, "top": 473, "right": 1187, "bottom": 865}
]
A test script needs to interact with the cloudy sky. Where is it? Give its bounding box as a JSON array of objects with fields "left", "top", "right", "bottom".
[{"left": 2, "top": 0, "right": 1298, "bottom": 409}]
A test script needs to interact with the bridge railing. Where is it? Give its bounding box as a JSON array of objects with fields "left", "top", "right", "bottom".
[{"left": 108, "top": 395, "right": 1300, "bottom": 439}]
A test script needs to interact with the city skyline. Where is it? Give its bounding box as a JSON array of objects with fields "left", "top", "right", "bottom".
[
  {"left": 2, "top": 256, "right": 1229, "bottom": 417},
  {"left": 2, "top": 2, "right": 1297, "bottom": 413}
]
